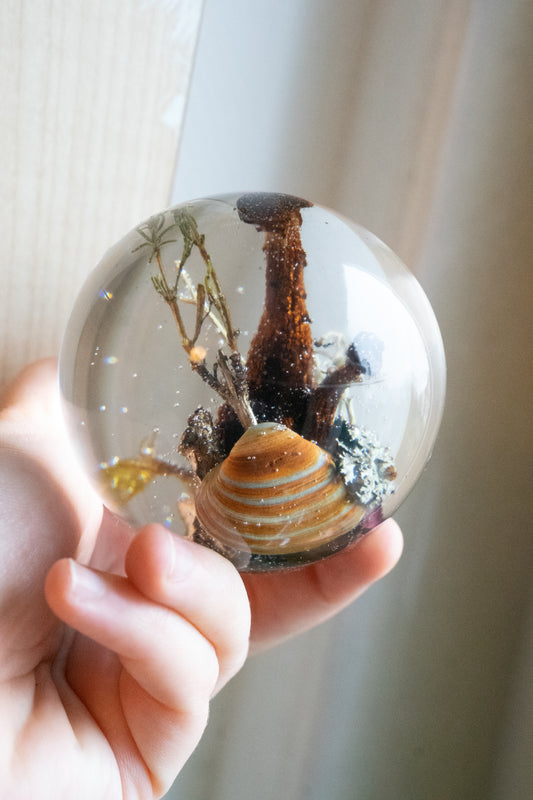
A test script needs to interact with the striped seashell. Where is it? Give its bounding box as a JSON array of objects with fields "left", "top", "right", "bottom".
[{"left": 195, "top": 421, "right": 365, "bottom": 556}]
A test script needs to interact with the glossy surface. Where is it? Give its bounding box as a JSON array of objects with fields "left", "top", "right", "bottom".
[
  {"left": 195, "top": 422, "right": 366, "bottom": 559},
  {"left": 60, "top": 192, "right": 446, "bottom": 570}
]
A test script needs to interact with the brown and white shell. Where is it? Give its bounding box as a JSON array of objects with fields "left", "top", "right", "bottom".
[{"left": 195, "top": 422, "right": 365, "bottom": 556}]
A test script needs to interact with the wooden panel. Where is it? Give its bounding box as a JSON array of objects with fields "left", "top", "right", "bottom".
[{"left": 0, "top": 0, "right": 203, "bottom": 386}]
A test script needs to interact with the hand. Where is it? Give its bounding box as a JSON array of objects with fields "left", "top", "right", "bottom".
[
  {"left": 243, "top": 514, "right": 402, "bottom": 652},
  {"left": 0, "top": 360, "right": 250, "bottom": 799},
  {"left": 0, "top": 360, "right": 402, "bottom": 798}
]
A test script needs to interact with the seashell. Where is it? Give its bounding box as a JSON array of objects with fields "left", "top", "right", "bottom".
[{"left": 195, "top": 422, "right": 365, "bottom": 556}]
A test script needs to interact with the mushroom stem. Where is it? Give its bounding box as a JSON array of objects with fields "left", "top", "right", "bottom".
[
  {"left": 303, "top": 343, "right": 366, "bottom": 446},
  {"left": 236, "top": 193, "right": 314, "bottom": 429}
]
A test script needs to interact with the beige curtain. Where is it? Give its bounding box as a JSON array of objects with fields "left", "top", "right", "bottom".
[{"left": 171, "top": 1, "right": 533, "bottom": 799}]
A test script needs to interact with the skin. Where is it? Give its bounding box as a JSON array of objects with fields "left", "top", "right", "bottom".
[{"left": 0, "top": 359, "right": 403, "bottom": 799}]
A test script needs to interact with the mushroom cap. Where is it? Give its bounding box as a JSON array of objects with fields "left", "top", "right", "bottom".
[{"left": 236, "top": 192, "right": 312, "bottom": 230}]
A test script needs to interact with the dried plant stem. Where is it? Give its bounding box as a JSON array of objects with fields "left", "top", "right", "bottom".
[
  {"left": 303, "top": 344, "right": 365, "bottom": 445},
  {"left": 217, "top": 352, "right": 256, "bottom": 428},
  {"left": 154, "top": 251, "right": 194, "bottom": 352},
  {"left": 179, "top": 269, "right": 228, "bottom": 340},
  {"left": 201, "top": 248, "right": 239, "bottom": 353},
  {"left": 140, "top": 455, "right": 200, "bottom": 489},
  {"left": 147, "top": 216, "right": 256, "bottom": 430}
]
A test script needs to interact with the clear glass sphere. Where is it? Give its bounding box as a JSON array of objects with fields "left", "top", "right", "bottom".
[{"left": 60, "top": 192, "right": 445, "bottom": 571}]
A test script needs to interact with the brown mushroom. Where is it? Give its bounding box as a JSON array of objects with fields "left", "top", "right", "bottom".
[{"left": 236, "top": 192, "right": 314, "bottom": 429}]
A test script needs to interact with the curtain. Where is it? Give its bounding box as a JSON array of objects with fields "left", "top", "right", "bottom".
[{"left": 169, "top": 1, "right": 533, "bottom": 798}]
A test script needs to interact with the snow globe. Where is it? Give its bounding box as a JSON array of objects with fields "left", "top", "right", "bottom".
[{"left": 60, "top": 192, "right": 446, "bottom": 571}]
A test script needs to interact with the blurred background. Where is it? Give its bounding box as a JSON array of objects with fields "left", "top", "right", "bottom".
[{"left": 2, "top": 1, "right": 532, "bottom": 799}]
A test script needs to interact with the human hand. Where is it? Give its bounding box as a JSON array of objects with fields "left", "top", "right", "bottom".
[
  {"left": 0, "top": 360, "right": 250, "bottom": 799},
  {"left": 0, "top": 360, "right": 402, "bottom": 798},
  {"left": 243, "top": 514, "right": 402, "bottom": 652}
]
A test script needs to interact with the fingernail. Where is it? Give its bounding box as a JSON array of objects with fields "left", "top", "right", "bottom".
[
  {"left": 69, "top": 560, "right": 107, "bottom": 600},
  {"left": 166, "top": 531, "right": 195, "bottom": 582}
]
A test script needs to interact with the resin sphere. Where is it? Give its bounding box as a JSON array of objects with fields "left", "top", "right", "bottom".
[{"left": 60, "top": 192, "right": 445, "bottom": 571}]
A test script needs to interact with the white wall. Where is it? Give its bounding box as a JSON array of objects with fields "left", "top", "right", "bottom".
[{"left": 169, "top": 1, "right": 533, "bottom": 798}]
